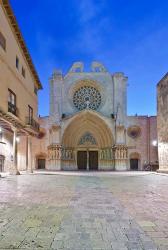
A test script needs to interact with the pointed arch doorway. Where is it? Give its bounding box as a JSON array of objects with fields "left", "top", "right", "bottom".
[{"left": 62, "top": 110, "right": 114, "bottom": 171}]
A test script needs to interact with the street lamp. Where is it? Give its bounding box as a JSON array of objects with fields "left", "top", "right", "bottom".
[
  {"left": 16, "top": 137, "right": 20, "bottom": 143},
  {"left": 152, "top": 140, "right": 157, "bottom": 147}
]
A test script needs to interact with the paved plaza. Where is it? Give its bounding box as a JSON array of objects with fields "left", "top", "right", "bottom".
[{"left": 0, "top": 172, "right": 168, "bottom": 249}]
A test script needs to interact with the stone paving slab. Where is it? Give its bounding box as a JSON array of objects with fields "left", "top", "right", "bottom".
[{"left": 0, "top": 172, "right": 167, "bottom": 249}]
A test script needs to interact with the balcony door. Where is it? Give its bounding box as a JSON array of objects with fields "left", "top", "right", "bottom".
[
  {"left": 8, "top": 89, "right": 16, "bottom": 115},
  {"left": 28, "top": 105, "right": 33, "bottom": 122}
]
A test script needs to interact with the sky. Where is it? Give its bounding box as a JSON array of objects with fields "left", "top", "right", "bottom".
[{"left": 10, "top": 0, "right": 168, "bottom": 116}]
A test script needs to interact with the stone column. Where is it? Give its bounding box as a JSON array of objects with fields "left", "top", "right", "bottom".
[
  {"left": 87, "top": 149, "right": 89, "bottom": 171},
  {"left": 27, "top": 135, "right": 33, "bottom": 173},
  {"left": 47, "top": 144, "right": 62, "bottom": 170},
  {"left": 11, "top": 128, "right": 20, "bottom": 175},
  {"left": 49, "top": 70, "right": 63, "bottom": 123},
  {"left": 114, "top": 145, "right": 128, "bottom": 171},
  {"left": 112, "top": 72, "right": 128, "bottom": 125}
]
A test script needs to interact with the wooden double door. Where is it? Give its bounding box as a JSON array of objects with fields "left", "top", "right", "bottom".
[{"left": 77, "top": 151, "right": 98, "bottom": 170}]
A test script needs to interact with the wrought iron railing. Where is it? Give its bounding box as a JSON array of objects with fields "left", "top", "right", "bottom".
[
  {"left": 8, "top": 102, "right": 18, "bottom": 116},
  {"left": 25, "top": 117, "right": 40, "bottom": 131}
]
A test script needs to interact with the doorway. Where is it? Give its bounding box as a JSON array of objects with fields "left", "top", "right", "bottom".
[
  {"left": 130, "top": 159, "right": 138, "bottom": 170},
  {"left": 89, "top": 151, "right": 98, "bottom": 170},
  {"left": 0, "top": 155, "right": 5, "bottom": 172},
  {"left": 77, "top": 151, "right": 98, "bottom": 170},
  {"left": 77, "top": 151, "right": 87, "bottom": 170},
  {"left": 37, "top": 159, "right": 46, "bottom": 169}
]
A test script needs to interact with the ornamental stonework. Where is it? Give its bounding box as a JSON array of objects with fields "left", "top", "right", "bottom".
[
  {"left": 73, "top": 86, "right": 101, "bottom": 111},
  {"left": 78, "top": 132, "right": 97, "bottom": 145}
]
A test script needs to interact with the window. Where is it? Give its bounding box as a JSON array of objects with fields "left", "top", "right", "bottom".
[
  {"left": 127, "top": 126, "right": 141, "bottom": 139},
  {"left": 34, "top": 86, "right": 37, "bottom": 95},
  {"left": 22, "top": 66, "right": 25, "bottom": 78},
  {"left": 16, "top": 56, "right": 19, "bottom": 69},
  {"left": 26, "top": 105, "right": 34, "bottom": 127},
  {"left": 28, "top": 105, "right": 33, "bottom": 120},
  {"left": 8, "top": 89, "right": 16, "bottom": 106},
  {"left": 0, "top": 31, "right": 6, "bottom": 51},
  {"left": 8, "top": 89, "right": 17, "bottom": 115}
]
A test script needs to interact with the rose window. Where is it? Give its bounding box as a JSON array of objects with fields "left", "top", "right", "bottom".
[
  {"left": 127, "top": 126, "right": 141, "bottom": 139},
  {"left": 73, "top": 86, "right": 101, "bottom": 111}
]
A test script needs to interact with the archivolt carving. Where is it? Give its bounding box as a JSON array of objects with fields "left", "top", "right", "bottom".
[
  {"left": 62, "top": 111, "right": 113, "bottom": 148},
  {"left": 129, "top": 152, "right": 140, "bottom": 159}
]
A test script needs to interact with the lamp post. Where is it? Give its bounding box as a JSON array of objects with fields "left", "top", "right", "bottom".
[
  {"left": 0, "top": 127, "right": 6, "bottom": 153},
  {"left": 152, "top": 140, "right": 157, "bottom": 147}
]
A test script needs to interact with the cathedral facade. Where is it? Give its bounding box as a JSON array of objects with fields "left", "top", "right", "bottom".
[{"left": 32, "top": 62, "right": 158, "bottom": 171}]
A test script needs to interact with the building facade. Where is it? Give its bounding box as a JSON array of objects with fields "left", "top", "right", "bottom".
[
  {"left": 0, "top": 0, "right": 42, "bottom": 174},
  {"left": 157, "top": 73, "right": 168, "bottom": 173},
  {"left": 32, "top": 62, "right": 158, "bottom": 171}
]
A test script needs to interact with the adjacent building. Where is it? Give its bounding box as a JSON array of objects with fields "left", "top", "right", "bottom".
[
  {"left": 32, "top": 62, "right": 158, "bottom": 171},
  {"left": 0, "top": 0, "right": 42, "bottom": 174},
  {"left": 157, "top": 73, "right": 168, "bottom": 173}
]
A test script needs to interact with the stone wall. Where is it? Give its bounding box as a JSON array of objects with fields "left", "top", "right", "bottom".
[
  {"left": 127, "top": 116, "right": 158, "bottom": 170},
  {"left": 49, "top": 63, "right": 128, "bottom": 121},
  {"left": 157, "top": 74, "right": 168, "bottom": 172}
]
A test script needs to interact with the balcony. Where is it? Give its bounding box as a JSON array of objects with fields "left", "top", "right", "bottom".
[
  {"left": 8, "top": 102, "right": 18, "bottom": 116},
  {"left": 25, "top": 117, "right": 40, "bottom": 132}
]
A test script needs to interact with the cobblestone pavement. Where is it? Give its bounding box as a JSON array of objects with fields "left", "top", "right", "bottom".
[{"left": 0, "top": 172, "right": 168, "bottom": 249}]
